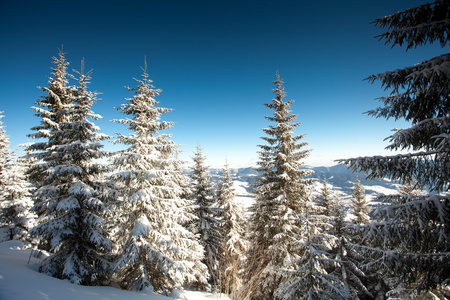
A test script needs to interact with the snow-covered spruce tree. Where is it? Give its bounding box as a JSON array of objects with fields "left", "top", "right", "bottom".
[
  {"left": 0, "top": 112, "right": 10, "bottom": 204},
  {"left": 317, "top": 176, "right": 335, "bottom": 222},
  {"left": 0, "top": 150, "right": 36, "bottom": 245},
  {"left": 0, "top": 113, "right": 36, "bottom": 244},
  {"left": 312, "top": 178, "right": 375, "bottom": 299},
  {"left": 338, "top": 0, "right": 450, "bottom": 294},
  {"left": 216, "top": 161, "right": 246, "bottom": 296},
  {"left": 27, "top": 57, "right": 112, "bottom": 285},
  {"left": 277, "top": 194, "right": 353, "bottom": 300},
  {"left": 325, "top": 187, "right": 374, "bottom": 299},
  {"left": 0, "top": 113, "right": 9, "bottom": 183},
  {"left": 245, "top": 73, "right": 316, "bottom": 300},
  {"left": 369, "top": 180, "right": 427, "bottom": 299},
  {"left": 111, "top": 62, "right": 207, "bottom": 294},
  {"left": 278, "top": 177, "right": 359, "bottom": 299},
  {"left": 189, "top": 145, "right": 222, "bottom": 288},
  {"left": 350, "top": 177, "right": 370, "bottom": 225}
]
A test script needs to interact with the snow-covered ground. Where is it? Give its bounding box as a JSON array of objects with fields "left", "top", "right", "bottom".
[
  {"left": 233, "top": 180, "right": 254, "bottom": 211},
  {"left": 0, "top": 240, "right": 230, "bottom": 300}
]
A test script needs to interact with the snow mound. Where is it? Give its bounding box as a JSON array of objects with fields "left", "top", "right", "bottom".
[{"left": 0, "top": 240, "right": 229, "bottom": 300}]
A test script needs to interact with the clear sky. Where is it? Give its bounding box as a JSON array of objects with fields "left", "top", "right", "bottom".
[{"left": 0, "top": 0, "right": 446, "bottom": 168}]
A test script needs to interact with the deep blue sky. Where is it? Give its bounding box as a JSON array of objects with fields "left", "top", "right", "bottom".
[{"left": 0, "top": 0, "right": 446, "bottom": 168}]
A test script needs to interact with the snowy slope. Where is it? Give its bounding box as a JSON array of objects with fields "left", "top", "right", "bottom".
[
  {"left": 232, "top": 178, "right": 398, "bottom": 215},
  {"left": 0, "top": 240, "right": 229, "bottom": 300},
  {"left": 230, "top": 165, "right": 400, "bottom": 195},
  {"left": 233, "top": 180, "right": 254, "bottom": 211}
]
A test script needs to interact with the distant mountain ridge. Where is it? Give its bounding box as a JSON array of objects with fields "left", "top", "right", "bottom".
[{"left": 203, "top": 164, "right": 399, "bottom": 195}]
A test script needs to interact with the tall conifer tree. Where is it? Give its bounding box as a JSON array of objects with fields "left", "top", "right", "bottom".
[
  {"left": 321, "top": 181, "right": 373, "bottom": 299},
  {"left": 0, "top": 113, "right": 36, "bottom": 244},
  {"left": 317, "top": 176, "right": 335, "bottom": 222},
  {"left": 111, "top": 61, "right": 207, "bottom": 293},
  {"left": 278, "top": 178, "right": 357, "bottom": 299},
  {"left": 278, "top": 193, "right": 354, "bottom": 300},
  {"left": 189, "top": 145, "right": 222, "bottom": 288},
  {"left": 0, "top": 113, "right": 9, "bottom": 182},
  {"left": 216, "top": 161, "right": 246, "bottom": 296},
  {"left": 245, "top": 73, "right": 315, "bottom": 300},
  {"left": 27, "top": 55, "right": 112, "bottom": 285},
  {"left": 350, "top": 177, "right": 370, "bottom": 225},
  {"left": 0, "top": 150, "right": 36, "bottom": 244}
]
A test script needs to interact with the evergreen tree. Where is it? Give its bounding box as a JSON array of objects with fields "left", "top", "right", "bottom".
[
  {"left": 111, "top": 62, "right": 207, "bottom": 294},
  {"left": 315, "top": 179, "right": 375, "bottom": 299},
  {"left": 278, "top": 179, "right": 358, "bottom": 299},
  {"left": 378, "top": 180, "right": 424, "bottom": 207},
  {"left": 397, "top": 180, "right": 422, "bottom": 197},
  {"left": 338, "top": 0, "right": 450, "bottom": 294},
  {"left": 0, "top": 113, "right": 9, "bottom": 183},
  {"left": 189, "top": 145, "right": 222, "bottom": 288},
  {"left": 350, "top": 177, "right": 370, "bottom": 225},
  {"left": 0, "top": 150, "right": 36, "bottom": 245},
  {"left": 278, "top": 192, "right": 354, "bottom": 300},
  {"left": 27, "top": 56, "right": 112, "bottom": 285},
  {"left": 330, "top": 195, "right": 374, "bottom": 299},
  {"left": 0, "top": 113, "right": 36, "bottom": 244},
  {"left": 317, "top": 176, "right": 335, "bottom": 224},
  {"left": 216, "top": 161, "right": 246, "bottom": 296},
  {"left": 245, "top": 73, "right": 315, "bottom": 300},
  {"left": 0, "top": 112, "right": 10, "bottom": 203}
]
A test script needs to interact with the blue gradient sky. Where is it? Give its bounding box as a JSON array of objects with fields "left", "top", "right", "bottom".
[{"left": 0, "top": 0, "right": 446, "bottom": 168}]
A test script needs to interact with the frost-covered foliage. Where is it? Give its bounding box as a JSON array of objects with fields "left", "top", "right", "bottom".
[
  {"left": 26, "top": 50, "right": 74, "bottom": 206},
  {"left": 277, "top": 179, "right": 360, "bottom": 299},
  {"left": 350, "top": 177, "right": 370, "bottom": 225},
  {"left": 245, "top": 73, "right": 315, "bottom": 300},
  {"left": 277, "top": 195, "right": 353, "bottom": 300},
  {"left": 110, "top": 62, "right": 207, "bottom": 294},
  {"left": 352, "top": 194, "right": 450, "bottom": 295},
  {"left": 26, "top": 54, "right": 112, "bottom": 285},
  {"left": 338, "top": 0, "right": 450, "bottom": 295},
  {"left": 216, "top": 162, "right": 246, "bottom": 296},
  {"left": 320, "top": 183, "right": 374, "bottom": 299},
  {"left": 373, "top": 0, "right": 450, "bottom": 50},
  {"left": 0, "top": 114, "right": 36, "bottom": 245},
  {"left": 317, "top": 177, "right": 335, "bottom": 223},
  {"left": 0, "top": 113, "right": 9, "bottom": 179},
  {"left": 189, "top": 145, "right": 222, "bottom": 288},
  {"left": 0, "top": 151, "right": 36, "bottom": 245},
  {"left": 397, "top": 181, "right": 423, "bottom": 198},
  {"left": 26, "top": 50, "right": 73, "bottom": 173},
  {"left": 0, "top": 112, "right": 11, "bottom": 198}
]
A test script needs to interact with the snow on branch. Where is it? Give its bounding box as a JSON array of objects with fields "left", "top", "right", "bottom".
[
  {"left": 370, "top": 194, "right": 449, "bottom": 248},
  {"left": 365, "top": 53, "right": 450, "bottom": 124},
  {"left": 68, "top": 182, "right": 94, "bottom": 197},
  {"left": 337, "top": 151, "right": 449, "bottom": 192},
  {"left": 385, "top": 116, "right": 450, "bottom": 151},
  {"left": 374, "top": 0, "right": 450, "bottom": 49}
]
